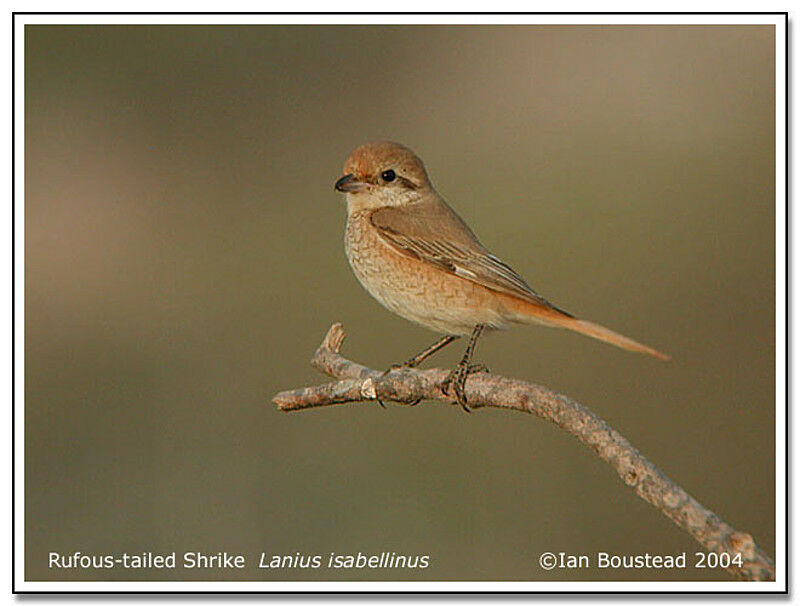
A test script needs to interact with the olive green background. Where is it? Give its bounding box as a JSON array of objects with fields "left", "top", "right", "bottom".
[{"left": 25, "top": 24, "right": 776, "bottom": 582}]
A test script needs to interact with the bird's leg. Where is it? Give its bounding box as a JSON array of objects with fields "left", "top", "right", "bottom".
[
  {"left": 441, "top": 324, "right": 485, "bottom": 412},
  {"left": 383, "top": 334, "right": 459, "bottom": 374},
  {"left": 378, "top": 334, "right": 459, "bottom": 407}
]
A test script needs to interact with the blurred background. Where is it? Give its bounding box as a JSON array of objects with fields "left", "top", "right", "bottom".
[{"left": 25, "top": 24, "right": 775, "bottom": 581}]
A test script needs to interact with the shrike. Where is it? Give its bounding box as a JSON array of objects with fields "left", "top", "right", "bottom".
[{"left": 336, "top": 141, "right": 668, "bottom": 410}]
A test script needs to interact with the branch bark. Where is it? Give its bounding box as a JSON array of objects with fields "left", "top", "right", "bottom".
[{"left": 272, "top": 323, "right": 776, "bottom": 582}]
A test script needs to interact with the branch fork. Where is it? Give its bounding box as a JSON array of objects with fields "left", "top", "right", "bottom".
[{"left": 272, "top": 323, "right": 775, "bottom": 582}]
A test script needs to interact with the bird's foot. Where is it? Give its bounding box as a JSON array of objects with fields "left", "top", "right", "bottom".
[
  {"left": 374, "top": 387, "right": 422, "bottom": 408},
  {"left": 376, "top": 396, "right": 420, "bottom": 408},
  {"left": 380, "top": 360, "right": 431, "bottom": 407},
  {"left": 440, "top": 363, "right": 487, "bottom": 412},
  {"left": 381, "top": 360, "right": 416, "bottom": 377}
]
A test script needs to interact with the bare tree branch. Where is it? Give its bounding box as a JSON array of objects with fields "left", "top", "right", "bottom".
[{"left": 273, "top": 323, "right": 776, "bottom": 582}]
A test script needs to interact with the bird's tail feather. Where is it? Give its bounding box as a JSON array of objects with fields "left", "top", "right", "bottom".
[
  {"left": 548, "top": 316, "right": 670, "bottom": 361},
  {"left": 501, "top": 294, "right": 670, "bottom": 361}
]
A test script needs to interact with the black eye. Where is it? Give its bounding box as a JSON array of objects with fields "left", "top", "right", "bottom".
[{"left": 381, "top": 169, "right": 396, "bottom": 182}]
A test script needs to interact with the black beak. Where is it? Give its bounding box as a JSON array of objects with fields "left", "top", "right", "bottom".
[{"left": 334, "top": 173, "right": 368, "bottom": 193}]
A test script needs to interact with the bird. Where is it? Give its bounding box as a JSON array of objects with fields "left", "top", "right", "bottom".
[{"left": 334, "top": 141, "right": 669, "bottom": 411}]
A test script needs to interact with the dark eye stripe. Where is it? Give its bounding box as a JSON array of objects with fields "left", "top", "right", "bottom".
[{"left": 396, "top": 175, "right": 419, "bottom": 190}]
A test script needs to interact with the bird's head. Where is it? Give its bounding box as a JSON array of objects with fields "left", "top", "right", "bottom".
[{"left": 335, "top": 141, "right": 431, "bottom": 211}]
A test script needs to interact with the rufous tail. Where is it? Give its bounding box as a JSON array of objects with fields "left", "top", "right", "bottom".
[
  {"left": 549, "top": 316, "right": 670, "bottom": 361},
  {"left": 501, "top": 294, "right": 670, "bottom": 361}
]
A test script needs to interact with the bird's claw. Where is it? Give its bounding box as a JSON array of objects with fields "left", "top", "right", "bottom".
[
  {"left": 382, "top": 361, "right": 414, "bottom": 377},
  {"left": 376, "top": 396, "right": 421, "bottom": 408},
  {"left": 379, "top": 361, "right": 423, "bottom": 407},
  {"left": 440, "top": 363, "right": 475, "bottom": 412},
  {"left": 387, "top": 355, "right": 486, "bottom": 411},
  {"left": 453, "top": 381, "right": 470, "bottom": 413}
]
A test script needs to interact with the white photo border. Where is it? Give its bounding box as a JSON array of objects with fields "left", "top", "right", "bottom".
[{"left": 11, "top": 11, "right": 788, "bottom": 594}]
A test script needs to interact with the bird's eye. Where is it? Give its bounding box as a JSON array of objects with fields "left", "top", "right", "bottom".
[{"left": 381, "top": 169, "right": 396, "bottom": 182}]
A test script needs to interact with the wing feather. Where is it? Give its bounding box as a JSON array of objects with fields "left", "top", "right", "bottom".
[{"left": 370, "top": 205, "right": 572, "bottom": 317}]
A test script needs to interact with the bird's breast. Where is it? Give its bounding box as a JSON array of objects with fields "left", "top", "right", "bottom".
[{"left": 344, "top": 212, "right": 512, "bottom": 335}]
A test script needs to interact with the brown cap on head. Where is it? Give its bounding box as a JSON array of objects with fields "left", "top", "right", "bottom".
[{"left": 342, "top": 141, "right": 430, "bottom": 187}]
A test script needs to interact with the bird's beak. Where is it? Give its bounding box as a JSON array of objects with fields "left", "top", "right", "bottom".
[{"left": 334, "top": 173, "right": 369, "bottom": 193}]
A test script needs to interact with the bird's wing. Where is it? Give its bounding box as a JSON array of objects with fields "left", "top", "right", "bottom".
[{"left": 370, "top": 203, "right": 572, "bottom": 316}]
